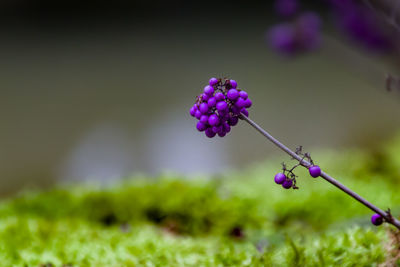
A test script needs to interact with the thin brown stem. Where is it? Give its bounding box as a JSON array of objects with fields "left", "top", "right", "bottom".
[{"left": 239, "top": 114, "right": 400, "bottom": 230}]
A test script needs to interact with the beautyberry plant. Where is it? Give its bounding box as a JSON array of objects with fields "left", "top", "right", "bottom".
[{"left": 190, "top": 77, "right": 400, "bottom": 230}]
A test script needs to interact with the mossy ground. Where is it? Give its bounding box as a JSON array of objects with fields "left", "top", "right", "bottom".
[{"left": 2, "top": 136, "right": 400, "bottom": 266}]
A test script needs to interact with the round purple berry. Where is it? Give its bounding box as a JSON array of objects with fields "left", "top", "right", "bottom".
[
  {"left": 216, "top": 101, "right": 228, "bottom": 112},
  {"left": 241, "top": 108, "right": 249, "bottom": 117},
  {"left": 239, "top": 91, "right": 248, "bottom": 99},
  {"left": 371, "top": 213, "right": 383, "bottom": 226},
  {"left": 202, "top": 93, "right": 210, "bottom": 101},
  {"left": 274, "top": 173, "right": 286, "bottom": 184},
  {"left": 204, "top": 85, "right": 214, "bottom": 96},
  {"left": 229, "top": 80, "right": 237, "bottom": 88},
  {"left": 227, "top": 89, "right": 239, "bottom": 100},
  {"left": 207, "top": 97, "right": 216, "bottom": 108},
  {"left": 228, "top": 116, "right": 239, "bottom": 126},
  {"left": 235, "top": 97, "right": 246, "bottom": 109},
  {"left": 282, "top": 179, "right": 293, "bottom": 189},
  {"left": 199, "top": 103, "right": 209, "bottom": 114},
  {"left": 200, "top": 115, "right": 208, "bottom": 124},
  {"left": 209, "top": 77, "right": 218, "bottom": 86},
  {"left": 212, "top": 125, "right": 223, "bottom": 134},
  {"left": 195, "top": 110, "right": 202, "bottom": 120},
  {"left": 190, "top": 106, "right": 196, "bottom": 117},
  {"left": 205, "top": 128, "right": 216, "bottom": 138},
  {"left": 244, "top": 98, "right": 252, "bottom": 108},
  {"left": 218, "top": 131, "right": 226, "bottom": 137},
  {"left": 208, "top": 114, "right": 220, "bottom": 126},
  {"left": 309, "top": 165, "right": 321, "bottom": 178},
  {"left": 268, "top": 23, "right": 296, "bottom": 55},
  {"left": 215, "top": 92, "right": 225, "bottom": 101},
  {"left": 223, "top": 122, "right": 231, "bottom": 133},
  {"left": 196, "top": 122, "right": 207, "bottom": 132}
]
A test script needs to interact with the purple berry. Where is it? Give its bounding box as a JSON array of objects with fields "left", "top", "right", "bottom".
[
  {"left": 274, "top": 173, "right": 286, "bottom": 184},
  {"left": 229, "top": 80, "right": 237, "bottom": 88},
  {"left": 309, "top": 165, "right": 321, "bottom": 178},
  {"left": 196, "top": 122, "right": 207, "bottom": 132},
  {"left": 212, "top": 125, "right": 223, "bottom": 134},
  {"left": 199, "top": 103, "right": 209, "bottom": 114},
  {"left": 282, "top": 179, "right": 293, "bottom": 189},
  {"left": 268, "top": 23, "right": 296, "bottom": 55},
  {"left": 208, "top": 114, "right": 220, "bottom": 126},
  {"left": 204, "top": 85, "right": 214, "bottom": 96},
  {"left": 207, "top": 97, "right": 216, "bottom": 108},
  {"left": 235, "top": 97, "right": 246, "bottom": 109},
  {"left": 297, "top": 12, "right": 322, "bottom": 51},
  {"left": 215, "top": 92, "right": 225, "bottom": 101},
  {"left": 202, "top": 93, "right": 210, "bottom": 101},
  {"left": 228, "top": 116, "right": 239, "bottom": 126},
  {"left": 227, "top": 89, "right": 239, "bottom": 100},
  {"left": 241, "top": 108, "right": 249, "bottom": 117},
  {"left": 239, "top": 91, "right": 248, "bottom": 99},
  {"left": 195, "top": 110, "right": 202, "bottom": 119},
  {"left": 216, "top": 101, "right": 228, "bottom": 112},
  {"left": 218, "top": 131, "right": 226, "bottom": 137},
  {"left": 223, "top": 122, "right": 231, "bottom": 133},
  {"left": 190, "top": 106, "right": 196, "bottom": 117},
  {"left": 205, "top": 128, "right": 216, "bottom": 138},
  {"left": 209, "top": 77, "right": 218, "bottom": 86},
  {"left": 200, "top": 115, "right": 208, "bottom": 124},
  {"left": 371, "top": 213, "right": 383, "bottom": 226},
  {"left": 244, "top": 98, "right": 252, "bottom": 108}
]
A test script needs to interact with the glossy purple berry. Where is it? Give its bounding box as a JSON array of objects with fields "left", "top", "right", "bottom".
[
  {"left": 190, "top": 106, "right": 196, "bottom": 117},
  {"left": 244, "top": 98, "right": 252, "bottom": 108},
  {"left": 227, "top": 89, "right": 239, "bottom": 100},
  {"left": 202, "top": 93, "right": 210, "bottom": 101},
  {"left": 309, "top": 165, "right": 321, "bottom": 178},
  {"left": 223, "top": 122, "right": 231, "bottom": 133},
  {"left": 215, "top": 92, "right": 225, "bottom": 101},
  {"left": 229, "top": 80, "right": 237, "bottom": 88},
  {"left": 239, "top": 91, "right": 248, "bottom": 99},
  {"left": 209, "top": 77, "right": 218, "bottom": 86},
  {"left": 196, "top": 122, "right": 207, "bottom": 132},
  {"left": 205, "top": 128, "right": 216, "bottom": 138},
  {"left": 208, "top": 114, "right": 220, "bottom": 126},
  {"left": 282, "top": 179, "right": 293, "bottom": 189},
  {"left": 371, "top": 213, "right": 383, "bottom": 226},
  {"left": 204, "top": 85, "right": 214, "bottom": 96},
  {"left": 195, "top": 110, "right": 202, "bottom": 119},
  {"left": 235, "top": 98, "right": 246, "bottom": 109},
  {"left": 274, "top": 173, "right": 286, "bottom": 184},
  {"left": 241, "top": 108, "right": 249, "bottom": 117},
  {"left": 207, "top": 97, "right": 216, "bottom": 107},
  {"left": 216, "top": 101, "right": 228, "bottom": 112},
  {"left": 200, "top": 115, "right": 208, "bottom": 124},
  {"left": 212, "top": 125, "right": 223, "bottom": 134},
  {"left": 199, "top": 103, "right": 209, "bottom": 114},
  {"left": 218, "top": 131, "right": 226, "bottom": 137},
  {"left": 228, "top": 116, "right": 239, "bottom": 126}
]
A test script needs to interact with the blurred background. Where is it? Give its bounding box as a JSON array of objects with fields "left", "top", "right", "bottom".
[{"left": 0, "top": 0, "right": 400, "bottom": 195}]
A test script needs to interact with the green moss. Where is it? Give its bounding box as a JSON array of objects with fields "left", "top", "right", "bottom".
[{"left": 1, "top": 134, "right": 400, "bottom": 266}]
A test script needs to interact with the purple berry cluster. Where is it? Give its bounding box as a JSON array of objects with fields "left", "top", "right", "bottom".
[
  {"left": 267, "top": 0, "right": 322, "bottom": 55},
  {"left": 190, "top": 78, "right": 252, "bottom": 138}
]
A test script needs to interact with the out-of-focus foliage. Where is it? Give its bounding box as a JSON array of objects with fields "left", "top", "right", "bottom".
[{"left": 1, "top": 133, "right": 400, "bottom": 266}]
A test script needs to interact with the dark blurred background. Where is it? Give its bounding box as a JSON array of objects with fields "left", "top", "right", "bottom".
[{"left": 0, "top": 0, "right": 399, "bottom": 195}]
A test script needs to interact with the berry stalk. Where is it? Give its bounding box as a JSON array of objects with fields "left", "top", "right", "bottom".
[{"left": 239, "top": 114, "right": 400, "bottom": 230}]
